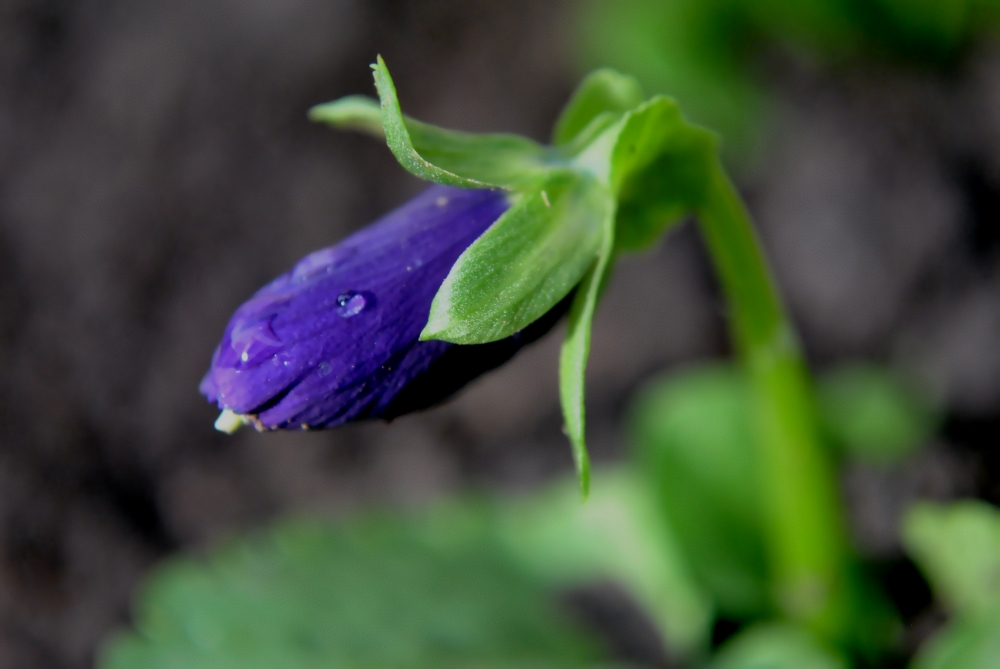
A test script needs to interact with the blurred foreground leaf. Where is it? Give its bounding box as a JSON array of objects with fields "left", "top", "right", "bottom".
[
  {"left": 630, "top": 364, "right": 769, "bottom": 618},
  {"left": 817, "top": 365, "right": 938, "bottom": 465},
  {"left": 496, "top": 466, "right": 713, "bottom": 655},
  {"left": 99, "top": 517, "right": 607, "bottom": 669},
  {"left": 629, "top": 363, "right": 897, "bottom": 655},
  {"left": 711, "top": 623, "right": 848, "bottom": 669},
  {"left": 904, "top": 501, "right": 1000, "bottom": 620},
  {"left": 912, "top": 613, "right": 1000, "bottom": 669},
  {"left": 905, "top": 501, "right": 1000, "bottom": 669},
  {"left": 577, "top": 0, "right": 1000, "bottom": 162}
]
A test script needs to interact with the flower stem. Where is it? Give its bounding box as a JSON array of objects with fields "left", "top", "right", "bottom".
[{"left": 695, "top": 158, "right": 848, "bottom": 630}]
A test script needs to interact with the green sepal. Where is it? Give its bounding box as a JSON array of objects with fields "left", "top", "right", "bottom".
[
  {"left": 558, "top": 199, "right": 616, "bottom": 497},
  {"left": 308, "top": 95, "right": 384, "bottom": 137},
  {"left": 370, "top": 56, "right": 549, "bottom": 189},
  {"left": 422, "top": 171, "right": 611, "bottom": 344},
  {"left": 609, "top": 96, "right": 718, "bottom": 251},
  {"left": 552, "top": 68, "right": 644, "bottom": 146}
]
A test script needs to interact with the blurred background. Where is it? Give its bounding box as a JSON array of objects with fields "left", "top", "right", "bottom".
[{"left": 1, "top": 0, "right": 999, "bottom": 667}]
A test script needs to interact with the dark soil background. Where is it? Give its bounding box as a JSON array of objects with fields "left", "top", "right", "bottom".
[{"left": 0, "top": 1, "right": 998, "bottom": 667}]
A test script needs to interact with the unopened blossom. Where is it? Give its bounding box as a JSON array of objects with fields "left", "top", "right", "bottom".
[{"left": 201, "top": 185, "right": 564, "bottom": 431}]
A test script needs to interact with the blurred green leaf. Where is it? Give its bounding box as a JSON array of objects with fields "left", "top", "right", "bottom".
[
  {"left": 630, "top": 364, "right": 770, "bottom": 617},
  {"left": 903, "top": 501, "right": 1000, "bottom": 620},
  {"left": 577, "top": 0, "right": 766, "bottom": 161},
  {"left": 99, "top": 517, "right": 607, "bottom": 669},
  {"left": 711, "top": 623, "right": 849, "bottom": 669},
  {"left": 576, "top": 0, "right": 1000, "bottom": 164},
  {"left": 628, "top": 363, "right": 898, "bottom": 652},
  {"left": 912, "top": 612, "right": 1000, "bottom": 669},
  {"left": 817, "top": 365, "right": 938, "bottom": 465},
  {"left": 422, "top": 170, "right": 611, "bottom": 345},
  {"left": 552, "top": 69, "right": 644, "bottom": 146},
  {"left": 496, "top": 466, "right": 713, "bottom": 654},
  {"left": 338, "top": 56, "right": 551, "bottom": 189}
]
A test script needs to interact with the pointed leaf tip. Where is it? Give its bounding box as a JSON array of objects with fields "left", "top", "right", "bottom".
[
  {"left": 368, "top": 56, "right": 548, "bottom": 189},
  {"left": 308, "top": 95, "right": 384, "bottom": 137}
]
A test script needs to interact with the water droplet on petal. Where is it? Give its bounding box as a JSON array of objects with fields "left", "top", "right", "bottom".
[
  {"left": 318, "top": 361, "right": 332, "bottom": 376},
  {"left": 336, "top": 291, "right": 368, "bottom": 318}
]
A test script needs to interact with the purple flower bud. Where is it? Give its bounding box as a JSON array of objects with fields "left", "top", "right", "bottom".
[{"left": 201, "top": 185, "right": 565, "bottom": 431}]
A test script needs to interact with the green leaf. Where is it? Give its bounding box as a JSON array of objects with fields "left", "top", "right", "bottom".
[
  {"left": 558, "top": 197, "right": 616, "bottom": 495},
  {"left": 711, "top": 623, "right": 848, "bottom": 669},
  {"left": 422, "top": 171, "right": 611, "bottom": 344},
  {"left": 99, "top": 517, "right": 606, "bottom": 669},
  {"left": 368, "top": 55, "right": 549, "bottom": 189},
  {"left": 552, "top": 68, "right": 644, "bottom": 146},
  {"left": 817, "top": 364, "right": 938, "bottom": 465},
  {"left": 576, "top": 0, "right": 767, "bottom": 162},
  {"left": 608, "top": 96, "right": 718, "bottom": 251},
  {"left": 630, "top": 364, "right": 770, "bottom": 617},
  {"left": 912, "top": 612, "right": 1000, "bottom": 669},
  {"left": 308, "top": 95, "right": 385, "bottom": 137},
  {"left": 496, "top": 466, "right": 713, "bottom": 655},
  {"left": 903, "top": 500, "right": 1000, "bottom": 620}
]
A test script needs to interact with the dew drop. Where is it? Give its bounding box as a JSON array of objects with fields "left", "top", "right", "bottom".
[
  {"left": 336, "top": 291, "right": 367, "bottom": 318},
  {"left": 318, "top": 361, "right": 332, "bottom": 376}
]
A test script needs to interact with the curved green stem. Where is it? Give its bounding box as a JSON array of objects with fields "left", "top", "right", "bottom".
[{"left": 695, "top": 159, "right": 848, "bottom": 631}]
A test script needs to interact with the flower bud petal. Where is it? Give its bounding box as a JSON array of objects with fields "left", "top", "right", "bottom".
[{"left": 201, "top": 185, "right": 563, "bottom": 430}]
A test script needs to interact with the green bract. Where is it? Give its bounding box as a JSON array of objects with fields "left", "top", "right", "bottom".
[{"left": 311, "top": 58, "right": 717, "bottom": 493}]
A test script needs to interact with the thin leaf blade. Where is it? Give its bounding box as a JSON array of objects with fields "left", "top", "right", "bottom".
[
  {"left": 558, "top": 197, "right": 616, "bottom": 496},
  {"left": 370, "top": 56, "right": 549, "bottom": 189}
]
